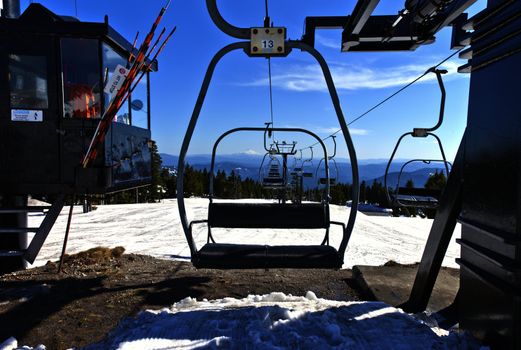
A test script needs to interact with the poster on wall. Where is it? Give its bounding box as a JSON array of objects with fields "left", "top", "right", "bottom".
[{"left": 11, "top": 109, "right": 43, "bottom": 122}]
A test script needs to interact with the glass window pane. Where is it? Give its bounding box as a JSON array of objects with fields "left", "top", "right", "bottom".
[
  {"left": 102, "top": 43, "right": 129, "bottom": 124},
  {"left": 9, "top": 54, "right": 49, "bottom": 109},
  {"left": 130, "top": 73, "right": 148, "bottom": 128},
  {"left": 61, "top": 38, "right": 101, "bottom": 119}
]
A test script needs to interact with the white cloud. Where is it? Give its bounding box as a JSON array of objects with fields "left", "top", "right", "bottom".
[
  {"left": 350, "top": 128, "right": 369, "bottom": 136},
  {"left": 243, "top": 59, "right": 465, "bottom": 92},
  {"left": 315, "top": 34, "right": 340, "bottom": 50},
  {"left": 315, "top": 126, "right": 340, "bottom": 134},
  {"left": 242, "top": 149, "right": 260, "bottom": 155}
]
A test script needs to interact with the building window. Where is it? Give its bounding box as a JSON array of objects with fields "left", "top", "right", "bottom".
[
  {"left": 8, "top": 54, "right": 49, "bottom": 109},
  {"left": 129, "top": 72, "right": 149, "bottom": 129},
  {"left": 102, "top": 43, "right": 130, "bottom": 124},
  {"left": 61, "top": 38, "right": 101, "bottom": 119}
]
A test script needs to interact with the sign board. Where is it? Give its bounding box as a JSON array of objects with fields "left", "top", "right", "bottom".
[
  {"left": 250, "top": 27, "right": 286, "bottom": 56},
  {"left": 104, "top": 64, "right": 129, "bottom": 96},
  {"left": 11, "top": 109, "right": 43, "bottom": 122}
]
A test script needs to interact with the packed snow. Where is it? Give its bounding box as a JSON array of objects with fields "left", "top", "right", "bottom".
[
  {"left": 29, "top": 198, "right": 461, "bottom": 269},
  {"left": 79, "top": 292, "right": 479, "bottom": 350}
]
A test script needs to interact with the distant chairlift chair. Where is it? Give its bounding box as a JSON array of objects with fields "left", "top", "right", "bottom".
[
  {"left": 260, "top": 153, "right": 285, "bottom": 189},
  {"left": 384, "top": 68, "right": 451, "bottom": 210},
  {"left": 316, "top": 135, "right": 339, "bottom": 187},
  {"left": 390, "top": 159, "right": 451, "bottom": 209}
]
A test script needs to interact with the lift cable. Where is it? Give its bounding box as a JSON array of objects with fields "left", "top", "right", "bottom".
[
  {"left": 265, "top": 0, "right": 275, "bottom": 137},
  {"left": 268, "top": 58, "right": 275, "bottom": 130},
  {"left": 297, "top": 47, "right": 464, "bottom": 152}
]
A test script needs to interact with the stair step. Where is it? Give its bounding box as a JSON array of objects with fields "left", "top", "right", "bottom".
[
  {"left": 0, "top": 228, "right": 39, "bottom": 233},
  {"left": 0, "top": 250, "right": 25, "bottom": 257},
  {"left": 0, "top": 206, "right": 52, "bottom": 214}
]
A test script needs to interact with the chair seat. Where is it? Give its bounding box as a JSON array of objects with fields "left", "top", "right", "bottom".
[
  {"left": 394, "top": 194, "right": 439, "bottom": 208},
  {"left": 195, "top": 243, "right": 342, "bottom": 269}
]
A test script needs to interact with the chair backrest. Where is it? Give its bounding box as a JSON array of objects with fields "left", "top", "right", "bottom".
[
  {"left": 397, "top": 187, "right": 441, "bottom": 198},
  {"left": 319, "top": 178, "right": 336, "bottom": 186},
  {"left": 208, "top": 202, "right": 329, "bottom": 229}
]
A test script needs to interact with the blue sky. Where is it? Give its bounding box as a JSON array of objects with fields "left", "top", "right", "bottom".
[{"left": 22, "top": 0, "right": 486, "bottom": 161}]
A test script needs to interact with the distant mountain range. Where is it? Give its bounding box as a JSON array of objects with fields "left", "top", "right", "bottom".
[{"left": 160, "top": 153, "right": 447, "bottom": 187}]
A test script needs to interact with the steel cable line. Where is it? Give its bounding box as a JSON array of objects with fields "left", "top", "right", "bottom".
[
  {"left": 268, "top": 58, "right": 275, "bottom": 129},
  {"left": 265, "top": 0, "right": 275, "bottom": 135},
  {"left": 298, "top": 47, "right": 464, "bottom": 152}
]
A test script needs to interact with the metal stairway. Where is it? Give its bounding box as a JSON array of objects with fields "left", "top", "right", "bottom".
[{"left": 0, "top": 195, "right": 64, "bottom": 265}]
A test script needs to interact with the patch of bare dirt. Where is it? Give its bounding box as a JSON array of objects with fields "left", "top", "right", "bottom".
[{"left": 0, "top": 247, "right": 362, "bottom": 349}]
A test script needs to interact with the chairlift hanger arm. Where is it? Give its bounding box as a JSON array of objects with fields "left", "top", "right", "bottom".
[
  {"left": 264, "top": 122, "right": 273, "bottom": 152},
  {"left": 206, "top": 0, "right": 249, "bottom": 39},
  {"left": 413, "top": 68, "right": 447, "bottom": 135},
  {"left": 257, "top": 152, "right": 271, "bottom": 189},
  {"left": 330, "top": 135, "right": 337, "bottom": 159},
  {"left": 303, "top": 146, "right": 314, "bottom": 164}
]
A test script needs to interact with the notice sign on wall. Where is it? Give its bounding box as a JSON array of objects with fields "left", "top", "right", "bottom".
[{"left": 11, "top": 109, "right": 43, "bottom": 122}]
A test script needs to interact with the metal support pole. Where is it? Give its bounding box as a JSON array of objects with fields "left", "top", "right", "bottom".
[
  {"left": 58, "top": 196, "right": 75, "bottom": 273},
  {"left": 282, "top": 154, "right": 288, "bottom": 204},
  {"left": 400, "top": 132, "right": 465, "bottom": 313}
]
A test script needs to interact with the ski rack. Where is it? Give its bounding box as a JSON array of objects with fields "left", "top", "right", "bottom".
[{"left": 177, "top": 0, "right": 360, "bottom": 264}]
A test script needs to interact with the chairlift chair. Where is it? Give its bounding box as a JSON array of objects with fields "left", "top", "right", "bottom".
[
  {"left": 316, "top": 135, "right": 339, "bottom": 187},
  {"left": 176, "top": 6, "right": 359, "bottom": 269},
  {"left": 384, "top": 68, "right": 451, "bottom": 211},
  {"left": 259, "top": 153, "right": 285, "bottom": 189},
  {"left": 390, "top": 159, "right": 452, "bottom": 209}
]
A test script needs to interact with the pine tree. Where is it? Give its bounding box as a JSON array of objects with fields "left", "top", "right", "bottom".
[
  {"left": 424, "top": 170, "right": 446, "bottom": 190},
  {"left": 142, "top": 140, "right": 164, "bottom": 202}
]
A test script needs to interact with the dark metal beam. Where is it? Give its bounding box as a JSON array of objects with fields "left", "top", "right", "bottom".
[
  {"left": 1, "top": 0, "right": 20, "bottom": 18},
  {"left": 302, "top": 15, "right": 421, "bottom": 51},
  {"left": 24, "top": 194, "right": 65, "bottom": 264},
  {"left": 428, "top": 0, "right": 477, "bottom": 32},
  {"left": 342, "top": 0, "right": 380, "bottom": 48},
  {"left": 302, "top": 16, "right": 348, "bottom": 47},
  {"left": 301, "top": 0, "right": 476, "bottom": 52},
  {"left": 343, "top": 15, "right": 420, "bottom": 51}
]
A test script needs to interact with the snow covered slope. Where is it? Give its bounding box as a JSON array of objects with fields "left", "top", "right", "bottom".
[{"left": 29, "top": 198, "right": 461, "bottom": 269}]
